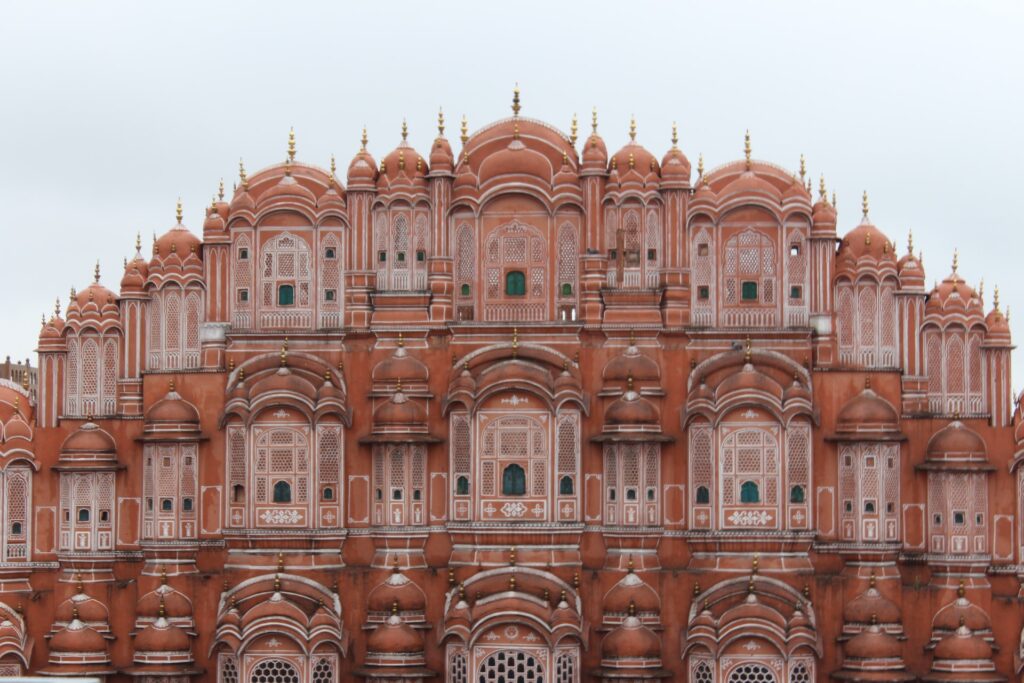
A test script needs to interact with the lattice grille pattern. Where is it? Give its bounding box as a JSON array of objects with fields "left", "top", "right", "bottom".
[
  {"left": 254, "top": 427, "right": 310, "bottom": 505},
  {"left": 721, "top": 426, "right": 780, "bottom": 508},
  {"left": 790, "top": 662, "right": 812, "bottom": 683},
  {"left": 259, "top": 232, "right": 312, "bottom": 328},
  {"left": 456, "top": 223, "right": 475, "bottom": 297},
  {"left": 478, "top": 651, "right": 544, "bottom": 682},
  {"left": 219, "top": 655, "right": 238, "bottom": 683},
  {"left": 786, "top": 422, "right": 810, "bottom": 495},
  {"left": 319, "top": 234, "right": 341, "bottom": 327},
  {"left": 727, "top": 663, "right": 777, "bottom": 683},
  {"left": 249, "top": 659, "right": 299, "bottom": 683},
  {"left": 483, "top": 219, "right": 548, "bottom": 321},
  {"left": 555, "top": 651, "right": 576, "bottom": 683},
  {"left": 926, "top": 325, "right": 986, "bottom": 413},
  {"left": 722, "top": 228, "right": 777, "bottom": 325},
  {"left": 317, "top": 426, "right": 341, "bottom": 484},
  {"left": 448, "top": 649, "right": 468, "bottom": 683},
  {"left": 556, "top": 412, "right": 579, "bottom": 478},
  {"left": 480, "top": 413, "right": 548, "bottom": 502},
  {"left": 692, "top": 660, "right": 714, "bottom": 683},
  {"left": 311, "top": 657, "right": 335, "bottom": 683},
  {"left": 556, "top": 223, "right": 578, "bottom": 301},
  {"left": 65, "top": 333, "right": 118, "bottom": 416},
  {"left": 691, "top": 227, "right": 715, "bottom": 324},
  {"left": 690, "top": 424, "right": 713, "bottom": 501}
]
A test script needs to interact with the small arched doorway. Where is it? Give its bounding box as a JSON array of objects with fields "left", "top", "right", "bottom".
[{"left": 478, "top": 649, "right": 545, "bottom": 682}]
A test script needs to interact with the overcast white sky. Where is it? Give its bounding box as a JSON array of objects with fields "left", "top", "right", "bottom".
[{"left": 1, "top": 1, "right": 1022, "bottom": 383}]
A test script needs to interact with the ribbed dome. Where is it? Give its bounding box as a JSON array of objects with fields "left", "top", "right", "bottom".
[
  {"left": 137, "top": 585, "right": 191, "bottom": 619},
  {"left": 50, "top": 619, "right": 106, "bottom": 654},
  {"left": 429, "top": 133, "right": 455, "bottom": 172},
  {"left": 56, "top": 590, "right": 109, "bottom": 624},
  {"left": 154, "top": 224, "right": 202, "bottom": 260},
  {"left": 603, "top": 344, "right": 660, "bottom": 383},
  {"left": 602, "top": 615, "right": 660, "bottom": 660},
  {"left": 933, "top": 593, "right": 991, "bottom": 632},
  {"left": 347, "top": 143, "right": 378, "bottom": 186},
  {"left": 933, "top": 624, "right": 993, "bottom": 661},
  {"left": 367, "top": 569, "right": 427, "bottom": 613},
  {"left": 366, "top": 614, "right": 423, "bottom": 654},
  {"left": 836, "top": 387, "right": 900, "bottom": 434},
  {"left": 581, "top": 131, "right": 608, "bottom": 170},
  {"left": 926, "top": 421, "right": 987, "bottom": 463},
  {"left": 603, "top": 571, "right": 659, "bottom": 614},
  {"left": 845, "top": 623, "right": 902, "bottom": 660},
  {"left": 838, "top": 221, "right": 897, "bottom": 266},
  {"left": 372, "top": 343, "right": 429, "bottom": 384},
  {"left": 660, "top": 143, "right": 691, "bottom": 184},
  {"left": 843, "top": 584, "right": 901, "bottom": 625},
  {"left": 134, "top": 618, "right": 190, "bottom": 653}
]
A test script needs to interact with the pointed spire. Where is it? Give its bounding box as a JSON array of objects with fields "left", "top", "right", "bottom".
[
  {"left": 818, "top": 175, "right": 827, "bottom": 202},
  {"left": 218, "top": 177, "right": 225, "bottom": 201},
  {"left": 94, "top": 260, "right": 101, "bottom": 284},
  {"left": 511, "top": 83, "right": 521, "bottom": 116},
  {"left": 671, "top": 121, "right": 679, "bottom": 148},
  {"left": 569, "top": 113, "right": 578, "bottom": 146},
  {"left": 176, "top": 197, "right": 183, "bottom": 225},
  {"left": 832, "top": 190, "right": 837, "bottom": 211},
  {"left": 629, "top": 114, "right": 637, "bottom": 142},
  {"left": 994, "top": 285, "right": 1001, "bottom": 312},
  {"left": 978, "top": 279, "right": 984, "bottom": 300},
  {"left": 861, "top": 190, "right": 869, "bottom": 220},
  {"left": 330, "top": 153, "right": 337, "bottom": 178},
  {"left": 697, "top": 153, "right": 704, "bottom": 179},
  {"left": 799, "top": 154, "right": 806, "bottom": 182},
  {"left": 907, "top": 229, "right": 914, "bottom": 255},
  {"left": 54, "top": 297, "right": 61, "bottom": 319},
  {"left": 361, "top": 126, "right": 368, "bottom": 151},
  {"left": 591, "top": 106, "right": 598, "bottom": 134},
  {"left": 287, "top": 126, "right": 296, "bottom": 162},
  {"left": 952, "top": 248, "right": 959, "bottom": 275},
  {"left": 239, "top": 158, "right": 249, "bottom": 190},
  {"left": 460, "top": 115, "right": 468, "bottom": 145},
  {"left": 744, "top": 129, "right": 752, "bottom": 170},
  {"left": 135, "top": 231, "right": 142, "bottom": 254},
  {"left": 437, "top": 108, "right": 445, "bottom": 136},
  {"left": 401, "top": 118, "right": 408, "bottom": 141},
  {"left": 280, "top": 338, "right": 288, "bottom": 367}
]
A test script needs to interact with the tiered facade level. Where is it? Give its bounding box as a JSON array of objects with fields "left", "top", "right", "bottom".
[{"left": 3, "top": 95, "right": 1022, "bottom": 682}]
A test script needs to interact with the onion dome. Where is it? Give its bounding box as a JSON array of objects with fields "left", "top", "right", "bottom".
[
  {"left": 372, "top": 337, "right": 429, "bottom": 385},
  {"left": 429, "top": 110, "right": 455, "bottom": 173},
  {"left": 925, "top": 251, "right": 985, "bottom": 320},
  {"left": 378, "top": 121, "right": 428, "bottom": 189},
  {"left": 843, "top": 578, "right": 901, "bottom": 625},
  {"left": 347, "top": 128, "right": 378, "bottom": 188},
  {"left": 603, "top": 338, "right": 660, "bottom": 384},
  {"left": 837, "top": 192, "right": 897, "bottom": 269},
  {"left": 933, "top": 586, "right": 991, "bottom": 633},
  {"left": 984, "top": 289, "right": 1011, "bottom": 345},
  {"left": 58, "top": 422, "right": 117, "bottom": 466},
  {"left": 926, "top": 624, "right": 1005, "bottom": 682},
  {"left": 660, "top": 124, "right": 691, "bottom": 187},
  {"left": 601, "top": 608, "right": 661, "bottom": 661},
  {"left": 581, "top": 109, "right": 609, "bottom": 172},
  {"left": 56, "top": 584, "right": 110, "bottom": 625},
  {"left": 782, "top": 375, "right": 812, "bottom": 405},
  {"left": 144, "top": 381, "right": 200, "bottom": 434},
  {"left": 836, "top": 382, "right": 901, "bottom": 437},
  {"left": 318, "top": 155, "right": 346, "bottom": 212},
  {"left": 603, "top": 567, "right": 659, "bottom": 615},
  {"left": 203, "top": 201, "right": 226, "bottom": 234},
  {"left": 605, "top": 377, "right": 659, "bottom": 427},
  {"left": 230, "top": 160, "right": 256, "bottom": 213},
  {"left": 811, "top": 177, "right": 837, "bottom": 233},
  {"left": 366, "top": 611, "right": 424, "bottom": 655},
  {"left": 896, "top": 231, "right": 925, "bottom": 290},
  {"left": 154, "top": 200, "right": 202, "bottom": 260},
  {"left": 923, "top": 421, "right": 989, "bottom": 469},
  {"left": 608, "top": 117, "right": 660, "bottom": 187},
  {"left": 367, "top": 566, "right": 427, "bottom": 613},
  {"left": 845, "top": 622, "right": 902, "bottom": 660},
  {"left": 553, "top": 152, "right": 577, "bottom": 189},
  {"left": 49, "top": 616, "right": 107, "bottom": 655},
  {"left": 134, "top": 616, "right": 190, "bottom": 653}
]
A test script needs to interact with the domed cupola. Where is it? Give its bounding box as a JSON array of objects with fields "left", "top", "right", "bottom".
[
  {"left": 925, "top": 250, "right": 985, "bottom": 322},
  {"left": 607, "top": 116, "right": 660, "bottom": 191},
  {"left": 120, "top": 233, "right": 150, "bottom": 295},
  {"left": 153, "top": 199, "right": 202, "bottom": 263},
  {"left": 66, "top": 263, "right": 120, "bottom": 327},
  {"left": 714, "top": 132, "right": 784, "bottom": 205},
  {"left": 602, "top": 333, "right": 661, "bottom": 388},
  {"left": 602, "top": 560, "right": 660, "bottom": 621},
  {"left": 57, "top": 422, "right": 118, "bottom": 469},
  {"left": 690, "top": 154, "right": 717, "bottom": 209},
  {"left": 984, "top": 287, "right": 1011, "bottom": 346},
  {"left": 836, "top": 192, "right": 898, "bottom": 279},
  {"left": 366, "top": 562, "right": 427, "bottom": 620},
  {"left": 896, "top": 229, "right": 926, "bottom": 290},
  {"left": 595, "top": 602, "right": 669, "bottom": 681},
  {"left": 553, "top": 150, "right": 579, "bottom": 191},
  {"left": 581, "top": 108, "right": 609, "bottom": 173},
  {"left": 371, "top": 381, "right": 428, "bottom": 437},
  {"left": 834, "top": 617, "right": 915, "bottom": 682},
  {"left": 347, "top": 127, "right": 379, "bottom": 190},
  {"left": 43, "top": 611, "right": 113, "bottom": 675},
  {"left": 930, "top": 581, "right": 993, "bottom": 643},
  {"left": 318, "top": 154, "right": 347, "bottom": 213},
  {"left": 203, "top": 195, "right": 227, "bottom": 236},
  {"left": 604, "top": 376, "right": 660, "bottom": 431},
  {"left": 921, "top": 420, "right": 992, "bottom": 471},
  {"left": 659, "top": 122, "right": 691, "bottom": 189},
  {"left": 356, "top": 604, "right": 433, "bottom": 680},
  {"left": 54, "top": 576, "right": 111, "bottom": 628},
  {"left": 229, "top": 159, "right": 256, "bottom": 214},
  {"left": 835, "top": 379, "right": 902, "bottom": 439},
  {"left": 371, "top": 335, "right": 429, "bottom": 387},
  {"left": 377, "top": 120, "right": 428, "bottom": 193},
  {"left": 926, "top": 623, "right": 1004, "bottom": 682},
  {"left": 811, "top": 175, "right": 838, "bottom": 234},
  {"left": 429, "top": 109, "right": 455, "bottom": 174},
  {"left": 842, "top": 574, "right": 902, "bottom": 631},
  {"left": 143, "top": 380, "right": 200, "bottom": 436}
]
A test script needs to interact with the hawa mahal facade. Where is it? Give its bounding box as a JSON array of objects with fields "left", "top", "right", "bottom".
[{"left": 3, "top": 91, "right": 1023, "bottom": 682}]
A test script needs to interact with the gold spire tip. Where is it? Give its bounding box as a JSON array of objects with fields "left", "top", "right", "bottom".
[
  {"left": 401, "top": 118, "right": 408, "bottom": 141},
  {"left": 591, "top": 106, "right": 598, "bottom": 134},
  {"left": 511, "top": 82, "right": 521, "bottom": 116},
  {"left": 569, "top": 112, "right": 578, "bottom": 146},
  {"left": 460, "top": 115, "right": 468, "bottom": 145},
  {"left": 907, "top": 229, "right": 914, "bottom": 255},
  {"left": 438, "top": 108, "right": 445, "bottom": 136},
  {"left": 952, "top": 248, "right": 959, "bottom": 274},
  {"left": 629, "top": 114, "right": 637, "bottom": 142},
  {"left": 287, "top": 126, "right": 296, "bottom": 161},
  {"left": 671, "top": 121, "right": 678, "bottom": 147},
  {"left": 175, "top": 197, "right": 183, "bottom": 224},
  {"left": 800, "top": 153, "right": 806, "bottom": 180},
  {"left": 94, "top": 260, "right": 100, "bottom": 283},
  {"left": 361, "top": 126, "right": 368, "bottom": 150},
  {"left": 218, "top": 177, "right": 225, "bottom": 200},
  {"left": 744, "top": 129, "right": 752, "bottom": 169},
  {"left": 861, "top": 190, "right": 869, "bottom": 218}
]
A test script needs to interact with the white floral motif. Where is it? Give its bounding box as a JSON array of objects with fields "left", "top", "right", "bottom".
[
  {"left": 500, "top": 395, "right": 529, "bottom": 407},
  {"left": 501, "top": 502, "right": 527, "bottom": 518},
  {"left": 728, "top": 509, "right": 771, "bottom": 526},
  {"left": 260, "top": 508, "right": 303, "bottom": 525},
  {"left": 504, "top": 626, "right": 519, "bottom": 639}
]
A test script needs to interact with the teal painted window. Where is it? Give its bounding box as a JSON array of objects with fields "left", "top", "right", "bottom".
[
  {"left": 502, "top": 464, "right": 526, "bottom": 495},
  {"left": 740, "top": 480, "right": 760, "bottom": 503},
  {"left": 505, "top": 270, "right": 526, "bottom": 296},
  {"left": 741, "top": 281, "right": 758, "bottom": 301},
  {"left": 278, "top": 284, "right": 294, "bottom": 306}
]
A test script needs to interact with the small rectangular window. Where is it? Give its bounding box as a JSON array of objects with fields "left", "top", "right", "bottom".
[
  {"left": 325, "top": 247, "right": 336, "bottom": 259},
  {"left": 886, "top": 502, "right": 895, "bottom": 513},
  {"left": 933, "top": 513, "right": 943, "bottom": 526},
  {"left": 844, "top": 500, "right": 853, "bottom": 512},
  {"left": 238, "top": 247, "right": 249, "bottom": 260},
  {"left": 608, "top": 249, "right": 618, "bottom": 260},
  {"left": 182, "top": 498, "right": 194, "bottom": 512},
  {"left": 953, "top": 511, "right": 966, "bottom": 525},
  {"left": 647, "top": 248, "right": 657, "bottom": 261},
  {"left": 698, "top": 286, "right": 710, "bottom": 300},
  {"left": 238, "top": 289, "right": 249, "bottom": 302},
  {"left": 790, "top": 286, "right": 802, "bottom": 300},
  {"left": 397, "top": 251, "right": 406, "bottom": 262},
  {"left": 697, "top": 243, "right": 709, "bottom": 257},
  {"left": 416, "top": 250, "right": 426, "bottom": 262},
  {"left": 741, "top": 281, "right": 758, "bottom": 301},
  {"left": 976, "top": 513, "right": 984, "bottom": 526},
  {"left": 790, "top": 244, "right": 800, "bottom": 256},
  {"left": 325, "top": 289, "right": 336, "bottom": 301},
  {"left": 378, "top": 251, "right": 387, "bottom": 262}
]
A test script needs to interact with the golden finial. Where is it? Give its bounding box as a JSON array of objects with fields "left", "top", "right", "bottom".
[
  {"left": 447, "top": 568, "right": 455, "bottom": 585},
  {"left": 218, "top": 177, "right": 225, "bottom": 201},
  {"left": 239, "top": 158, "right": 248, "bottom": 190},
  {"left": 330, "top": 154, "right": 337, "bottom": 177},
  {"left": 748, "top": 576, "right": 756, "bottom": 594},
  {"left": 168, "top": 378, "right": 175, "bottom": 392},
  {"left": 380, "top": 158, "right": 386, "bottom": 173},
  {"left": 957, "top": 579, "right": 965, "bottom": 598},
  {"left": 94, "top": 260, "right": 101, "bottom": 283},
  {"left": 572, "top": 571, "right": 579, "bottom": 588},
  {"left": 994, "top": 285, "right": 1001, "bottom": 312},
  {"left": 287, "top": 127, "right": 296, "bottom": 162},
  {"left": 399, "top": 150, "right": 405, "bottom": 169},
  {"left": 628, "top": 600, "right": 636, "bottom": 617},
  {"left": 277, "top": 551, "right": 285, "bottom": 572},
  {"left": 693, "top": 581, "right": 701, "bottom": 597},
  {"left": 865, "top": 232, "right": 872, "bottom": 246},
  {"left": 978, "top": 279, "right": 984, "bottom": 300},
  {"left": 744, "top": 129, "right": 752, "bottom": 170},
  {"left": 819, "top": 175, "right": 827, "bottom": 202},
  {"left": 752, "top": 553, "right": 759, "bottom": 574},
  {"left": 238, "top": 367, "right": 245, "bottom": 381},
  {"left": 176, "top": 197, "right": 183, "bottom": 224},
  {"left": 869, "top": 572, "right": 876, "bottom": 587},
  {"left": 570, "top": 113, "right": 578, "bottom": 146},
  {"left": 401, "top": 118, "right": 408, "bottom": 141},
  {"left": 627, "top": 555, "right": 634, "bottom": 572},
  {"left": 628, "top": 152, "right": 635, "bottom": 169},
  {"left": 273, "top": 574, "right": 281, "bottom": 592},
  {"left": 134, "top": 231, "right": 142, "bottom": 254},
  {"left": 397, "top": 331, "right": 404, "bottom": 348},
  {"left": 460, "top": 115, "right": 468, "bottom": 145},
  {"left": 512, "top": 327, "right": 518, "bottom": 357},
  {"left": 627, "top": 373, "right": 634, "bottom": 392},
  {"left": 509, "top": 575, "right": 516, "bottom": 591},
  {"left": 907, "top": 229, "right": 914, "bottom": 255},
  {"left": 280, "top": 342, "right": 288, "bottom": 367},
  {"left": 72, "top": 606, "right": 79, "bottom": 621},
  {"left": 671, "top": 121, "right": 679, "bottom": 148},
  {"left": 513, "top": 121, "right": 520, "bottom": 140},
  {"left": 361, "top": 126, "right": 368, "bottom": 150},
  {"left": 799, "top": 154, "right": 806, "bottom": 181},
  {"left": 832, "top": 191, "right": 837, "bottom": 210},
  {"left": 76, "top": 573, "right": 84, "bottom": 593},
  {"left": 160, "top": 564, "right": 168, "bottom": 584},
  {"left": 744, "top": 336, "right": 752, "bottom": 363},
  {"left": 629, "top": 114, "right": 637, "bottom": 142},
  {"left": 591, "top": 106, "right": 598, "bottom": 134},
  {"left": 509, "top": 546, "right": 516, "bottom": 566},
  {"left": 511, "top": 82, "right": 521, "bottom": 116},
  {"left": 803, "top": 583, "right": 811, "bottom": 599},
  {"left": 55, "top": 297, "right": 61, "bottom": 318},
  {"left": 952, "top": 249, "right": 959, "bottom": 274},
  {"left": 865, "top": 376, "right": 872, "bottom": 389},
  {"left": 861, "top": 190, "right": 869, "bottom": 219},
  {"left": 437, "top": 108, "right": 445, "bottom": 136},
  {"left": 40, "top": 313, "right": 45, "bottom": 327},
  {"left": 697, "top": 153, "right": 704, "bottom": 179}
]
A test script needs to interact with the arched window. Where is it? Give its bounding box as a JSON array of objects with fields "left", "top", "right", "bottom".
[
  {"left": 505, "top": 271, "right": 526, "bottom": 296},
  {"left": 740, "top": 480, "right": 760, "bottom": 503},
  {"left": 232, "top": 484, "right": 245, "bottom": 503},
  {"left": 696, "top": 486, "right": 710, "bottom": 504},
  {"left": 322, "top": 487, "right": 334, "bottom": 501},
  {"left": 273, "top": 481, "right": 292, "bottom": 503},
  {"left": 502, "top": 464, "right": 526, "bottom": 495},
  {"left": 278, "top": 284, "right": 294, "bottom": 306},
  {"left": 790, "top": 485, "right": 805, "bottom": 503},
  {"left": 559, "top": 475, "right": 574, "bottom": 495},
  {"left": 461, "top": 283, "right": 471, "bottom": 296},
  {"left": 249, "top": 658, "right": 299, "bottom": 683},
  {"left": 456, "top": 475, "right": 469, "bottom": 495},
  {"left": 78, "top": 508, "right": 90, "bottom": 522}
]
